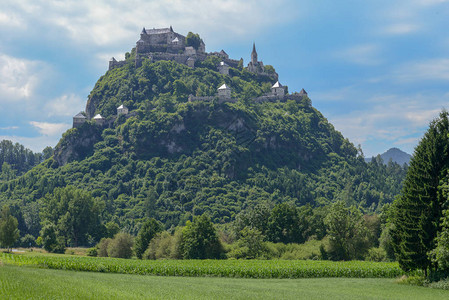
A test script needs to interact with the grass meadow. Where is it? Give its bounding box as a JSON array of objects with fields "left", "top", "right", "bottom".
[
  {"left": 1, "top": 251, "right": 449, "bottom": 299},
  {"left": 2, "top": 264, "right": 449, "bottom": 299}
]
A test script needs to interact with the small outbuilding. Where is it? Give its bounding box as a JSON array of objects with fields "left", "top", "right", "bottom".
[
  {"left": 73, "top": 112, "right": 87, "bottom": 128},
  {"left": 218, "top": 61, "right": 230, "bottom": 75},
  {"left": 217, "top": 83, "right": 231, "bottom": 100},
  {"left": 271, "top": 81, "right": 285, "bottom": 97},
  {"left": 117, "top": 104, "right": 129, "bottom": 116},
  {"left": 93, "top": 114, "right": 105, "bottom": 126}
]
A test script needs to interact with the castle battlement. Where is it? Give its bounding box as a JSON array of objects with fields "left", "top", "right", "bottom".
[{"left": 108, "top": 27, "right": 278, "bottom": 81}]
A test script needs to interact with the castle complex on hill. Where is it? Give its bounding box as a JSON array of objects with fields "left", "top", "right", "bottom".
[
  {"left": 74, "top": 27, "right": 309, "bottom": 128},
  {"left": 109, "top": 26, "right": 278, "bottom": 80}
]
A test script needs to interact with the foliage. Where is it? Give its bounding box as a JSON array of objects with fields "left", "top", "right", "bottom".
[
  {"left": 0, "top": 140, "right": 43, "bottom": 177},
  {"left": 40, "top": 186, "right": 103, "bottom": 247},
  {"left": 227, "top": 227, "right": 267, "bottom": 259},
  {"left": 97, "top": 238, "right": 111, "bottom": 257},
  {"left": 185, "top": 32, "right": 202, "bottom": 50},
  {"left": 19, "top": 234, "right": 36, "bottom": 248},
  {"left": 135, "top": 218, "right": 162, "bottom": 259},
  {"left": 107, "top": 232, "right": 134, "bottom": 259},
  {"left": 429, "top": 209, "right": 449, "bottom": 272},
  {"left": 180, "top": 214, "right": 224, "bottom": 259},
  {"left": 1, "top": 252, "right": 405, "bottom": 278},
  {"left": 392, "top": 111, "right": 449, "bottom": 273},
  {"left": 325, "top": 201, "right": 371, "bottom": 260},
  {"left": 365, "top": 247, "right": 387, "bottom": 262},
  {"left": 267, "top": 203, "right": 302, "bottom": 243},
  {"left": 144, "top": 230, "right": 182, "bottom": 259},
  {"left": 0, "top": 205, "right": 20, "bottom": 251},
  {"left": 40, "top": 223, "right": 65, "bottom": 254},
  {"left": 0, "top": 58, "right": 407, "bottom": 240},
  {"left": 86, "top": 247, "right": 97, "bottom": 257}
]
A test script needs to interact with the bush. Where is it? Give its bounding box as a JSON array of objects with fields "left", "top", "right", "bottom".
[
  {"left": 97, "top": 238, "right": 112, "bottom": 257},
  {"left": 20, "top": 234, "right": 36, "bottom": 248},
  {"left": 143, "top": 230, "right": 182, "bottom": 259},
  {"left": 227, "top": 227, "right": 267, "bottom": 259},
  {"left": 86, "top": 247, "right": 98, "bottom": 257},
  {"left": 107, "top": 233, "right": 134, "bottom": 259},
  {"left": 366, "top": 247, "right": 387, "bottom": 262}
]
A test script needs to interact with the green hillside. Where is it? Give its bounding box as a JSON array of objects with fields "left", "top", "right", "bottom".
[{"left": 0, "top": 54, "right": 406, "bottom": 240}]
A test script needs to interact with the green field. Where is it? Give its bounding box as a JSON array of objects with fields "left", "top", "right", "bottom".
[
  {"left": 1, "top": 264, "right": 448, "bottom": 299},
  {"left": 1, "top": 252, "right": 403, "bottom": 278}
]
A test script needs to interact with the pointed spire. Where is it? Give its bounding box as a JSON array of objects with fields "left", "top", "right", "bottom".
[
  {"left": 170, "top": 25, "right": 173, "bottom": 32},
  {"left": 251, "top": 42, "right": 258, "bottom": 64},
  {"left": 141, "top": 27, "right": 146, "bottom": 34}
]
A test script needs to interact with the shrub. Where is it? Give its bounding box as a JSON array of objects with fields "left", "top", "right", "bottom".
[
  {"left": 107, "top": 233, "right": 134, "bottom": 259},
  {"left": 135, "top": 218, "right": 162, "bottom": 259},
  {"left": 86, "top": 247, "right": 98, "bottom": 257},
  {"left": 143, "top": 230, "right": 182, "bottom": 259},
  {"left": 366, "top": 247, "right": 387, "bottom": 262},
  {"left": 20, "top": 234, "right": 36, "bottom": 248},
  {"left": 97, "top": 238, "right": 112, "bottom": 257}
]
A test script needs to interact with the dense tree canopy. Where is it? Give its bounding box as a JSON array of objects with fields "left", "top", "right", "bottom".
[
  {"left": 0, "top": 56, "right": 407, "bottom": 242},
  {"left": 391, "top": 111, "right": 449, "bottom": 273}
]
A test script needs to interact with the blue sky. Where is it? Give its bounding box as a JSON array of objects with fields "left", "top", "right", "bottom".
[{"left": 1, "top": 0, "right": 449, "bottom": 157}]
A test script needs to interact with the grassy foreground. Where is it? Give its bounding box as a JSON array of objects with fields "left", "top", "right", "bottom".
[
  {"left": 1, "top": 252, "right": 403, "bottom": 278},
  {"left": 1, "top": 264, "right": 448, "bottom": 299}
]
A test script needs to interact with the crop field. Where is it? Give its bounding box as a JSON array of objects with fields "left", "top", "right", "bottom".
[
  {"left": 1, "top": 252, "right": 405, "bottom": 278},
  {"left": 1, "top": 264, "right": 449, "bottom": 300}
]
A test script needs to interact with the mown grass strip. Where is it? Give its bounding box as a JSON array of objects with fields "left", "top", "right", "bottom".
[{"left": 1, "top": 253, "right": 406, "bottom": 279}]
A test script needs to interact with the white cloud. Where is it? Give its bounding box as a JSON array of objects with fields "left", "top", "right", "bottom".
[
  {"left": 326, "top": 93, "right": 445, "bottom": 156},
  {"left": 393, "top": 59, "right": 449, "bottom": 82},
  {"left": 0, "top": 126, "right": 19, "bottom": 130},
  {"left": 44, "top": 94, "right": 85, "bottom": 117},
  {"left": 336, "top": 44, "right": 383, "bottom": 66},
  {"left": 29, "top": 121, "right": 70, "bottom": 136},
  {"left": 5, "top": 0, "right": 297, "bottom": 47},
  {"left": 0, "top": 54, "right": 50, "bottom": 101},
  {"left": 383, "top": 23, "right": 420, "bottom": 35},
  {"left": 0, "top": 11, "right": 22, "bottom": 27}
]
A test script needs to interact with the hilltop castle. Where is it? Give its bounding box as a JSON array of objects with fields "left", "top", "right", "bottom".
[
  {"left": 109, "top": 26, "right": 278, "bottom": 80},
  {"left": 74, "top": 27, "right": 310, "bottom": 128}
]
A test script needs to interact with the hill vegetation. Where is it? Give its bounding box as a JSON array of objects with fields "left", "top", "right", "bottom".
[{"left": 0, "top": 52, "right": 407, "bottom": 250}]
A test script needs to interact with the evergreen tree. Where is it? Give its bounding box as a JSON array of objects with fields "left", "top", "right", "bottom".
[
  {"left": 391, "top": 111, "right": 449, "bottom": 273},
  {"left": 135, "top": 218, "right": 162, "bottom": 259},
  {"left": 0, "top": 205, "right": 20, "bottom": 251}
]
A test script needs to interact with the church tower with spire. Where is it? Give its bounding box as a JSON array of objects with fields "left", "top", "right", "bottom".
[
  {"left": 247, "top": 42, "right": 263, "bottom": 74},
  {"left": 251, "top": 42, "right": 258, "bottom": 64}
]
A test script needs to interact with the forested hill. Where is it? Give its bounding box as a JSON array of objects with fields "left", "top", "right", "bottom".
[
  {"left": 0, "top": 140, "right": 52, "bottom": 180},
  {"left": 0, "top": 52, "right": 406, "bottom": 236}
]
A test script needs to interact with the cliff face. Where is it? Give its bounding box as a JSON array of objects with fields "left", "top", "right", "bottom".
[{"left": 53, "top": 122, "right": 103, "bottom": 166}]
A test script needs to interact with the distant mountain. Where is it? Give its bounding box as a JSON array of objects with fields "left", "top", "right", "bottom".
[{"left": 365, "top": 148, "right": 412, "bottom": 166}]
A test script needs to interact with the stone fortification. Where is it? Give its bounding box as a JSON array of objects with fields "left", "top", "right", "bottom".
[{"left": 108, "top": 26, "right": 276, "bottom": 82}]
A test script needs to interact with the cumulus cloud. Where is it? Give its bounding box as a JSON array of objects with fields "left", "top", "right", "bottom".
[
  {"left": 5, "top": 0, "right": 297, "bottom": 48},
  {"left": 44, "top": 94, "right": 85, "bottom": 117},
  {"left": 326, "top": 93, "right": 445, "bottom": 156},
  {"left": 29, "top": 121, "right": 70, "bottom": 136},
  {"left": 0, "top": 54, "right": 49, "bottom": 101}
]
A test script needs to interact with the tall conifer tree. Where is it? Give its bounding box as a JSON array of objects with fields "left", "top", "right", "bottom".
[{"left": 392, "top": 111, "right": 449, "bottom": 273}]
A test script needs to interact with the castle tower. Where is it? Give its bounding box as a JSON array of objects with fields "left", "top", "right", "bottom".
[
  {"left": 251, "top": 43, "right": 258, "bottom": 64},
  {"left": 271, "top": 81, "right": 285, "bottom": 97}
]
